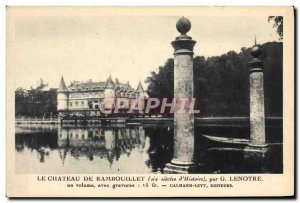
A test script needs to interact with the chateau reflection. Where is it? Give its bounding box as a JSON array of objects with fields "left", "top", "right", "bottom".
[
  {"left": 57, "top": 125, "right": 173, "bottom": 172},
  {"left": 57, "top": 125, "right": 147, "bottom": 164},
  {"left": 15, "top": 124, "right": 173, "bottom": 173}
]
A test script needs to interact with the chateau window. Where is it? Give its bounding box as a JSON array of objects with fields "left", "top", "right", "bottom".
[
  {"left": 76, "top": 134, "right": 78, "bottom": 139},
  {"left": 69, "top": 102, "right": 72, "bottom": 107},
  {"left": 70, "top": 133, "right": 73, "bottom": 138},
  {"left": 81, "top": 101, "right": 84, "bottom": 105},
  {"left": 88, "top": 102, "right": 93, "bottom": 109},
  {"left": 75, "top": 101, "right": 78, "bottom": 106},
  {"left": 88, "top": 131, "right": 93, "bottom": 138}
]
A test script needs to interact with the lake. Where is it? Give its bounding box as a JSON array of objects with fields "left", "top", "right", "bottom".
[{"left": 15, "top": 123, "right": 282, "bottom": 174}]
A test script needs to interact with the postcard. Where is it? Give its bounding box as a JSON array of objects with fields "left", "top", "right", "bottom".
[{"left": 6, "top": 6, "right": 294, "bottom": 197}]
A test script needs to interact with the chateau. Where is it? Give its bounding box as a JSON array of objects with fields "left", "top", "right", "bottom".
[{"left": 57, "top": 75, "right": 147, "bottom": 116}]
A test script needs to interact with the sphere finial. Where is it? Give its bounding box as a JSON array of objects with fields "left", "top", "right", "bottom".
[
  {"left": 176, "top": 16, "right": 191, "bottom": 35},
  {"left": 250, "top": 44, "right": 262, "bottom": 58}
]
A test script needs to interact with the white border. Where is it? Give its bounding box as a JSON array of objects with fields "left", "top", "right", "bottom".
[{"left": 1, "top": 0, "right": 298, "bottom": 202}]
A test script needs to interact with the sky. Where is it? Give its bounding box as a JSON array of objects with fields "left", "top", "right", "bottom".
[{"left": 10, "top": 8, "right": 280, "bottom": 90}]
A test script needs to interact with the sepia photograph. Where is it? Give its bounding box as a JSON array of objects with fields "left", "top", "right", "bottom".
[{"left": 6, "top": 6, "right": 294, "bottom": 197}]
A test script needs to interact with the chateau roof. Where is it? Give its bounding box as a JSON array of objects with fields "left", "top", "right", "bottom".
[
  {"left": 136, "top": 81, "right": 144, "bottom": 92},
  {"left": 68, "top": 82, "right": 106, "bottom": 91},
  {"left": 58, "top": 76, "right": 68, "bottom": 92},
  {"left": 105, "top": 75, "right": 115, "bottom": 89},
  {"left": 67, "top": 80, "right": 137, "bottom": 93}
]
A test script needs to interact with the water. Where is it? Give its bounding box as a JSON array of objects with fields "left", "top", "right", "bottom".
[{"left": 15, "top": 123, "right": 282, "bottom": 174}]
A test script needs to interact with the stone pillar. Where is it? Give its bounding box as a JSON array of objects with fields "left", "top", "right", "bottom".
[
  {"left": 164, "top": 17, "right": 196, "bottom": 174},
  {"left": 248, "top": 44, "right": 267, "bottom": 148}
]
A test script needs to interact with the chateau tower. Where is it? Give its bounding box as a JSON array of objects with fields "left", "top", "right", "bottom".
[
  {"left": 104, "top": 75, "right": 116, "bottom": 110},
  {"left": 136, "top": 81, "right": 144, "bottom": 94},
  {"left": 57, "top": 76, "right": 69, "bottom": 111},
  {"left": 136, "top": 81, "right": 146, "bottom": 110},
  {"left": 104, "top": 75, "right": 116, "bottom": 98}
]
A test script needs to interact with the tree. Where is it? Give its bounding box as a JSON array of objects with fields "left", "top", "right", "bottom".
[
  {"left": 146, "top": 42, "right": 283, "bottom": 117},
  {"left": 268, "top": 16, "right": 283, "bottom": 40},
  {"left": 15, "top": 79, "right": 57, "bottom": 117},
  {"left": 145, "top": 58, "right": 174, "bottom": 98}
]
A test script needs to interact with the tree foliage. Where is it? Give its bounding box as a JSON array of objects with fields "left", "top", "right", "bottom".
[
  {"left": 15, "top": 79, "right": 57, "bottom": 116},
  {"left": 145, "top": 42, "right": 283, "bottom": 117},
  {"left": 145, "top": 58, "right": 174, "bottom": 98},
  {"left": 268, "top": 16, "right": 283, "bottom": 40}
]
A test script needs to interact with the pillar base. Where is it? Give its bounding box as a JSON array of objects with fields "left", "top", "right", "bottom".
[
  {"left": 164, "top": 160, "right": 197, "bottom": 174},
  {"left": 243, "top": 145, "right": 271, "bottom": 173},
  {"left": 164, "top": 163, "right": 193, "bottom": 174},
  {"left": 171, "top": 160, "right": 195, "bottom": 166},
  {"left": 244, "top": 145, "right": 269, "bottom": 158}
]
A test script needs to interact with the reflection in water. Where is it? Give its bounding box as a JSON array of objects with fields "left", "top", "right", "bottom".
[
  {"left": 15, "top": 124, "right": 173, "bottom": 174},
  {"left": 58, "top": 126, "right": 148, "bottom": 166},
  {"left": 15, "top": 124, "right": 282, "bottom": 174}
]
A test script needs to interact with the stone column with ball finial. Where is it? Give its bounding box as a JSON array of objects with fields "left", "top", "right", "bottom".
[
  {"left": 164, "top": 17, "right": 197, "bottom": 174},
  {"left": 248, "top": 40, "right": 267, "bottom": 148}
]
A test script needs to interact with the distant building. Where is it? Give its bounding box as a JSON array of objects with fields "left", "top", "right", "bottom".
[{"left": 57, "top": 75, "right": 147, "bottom": 116}]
